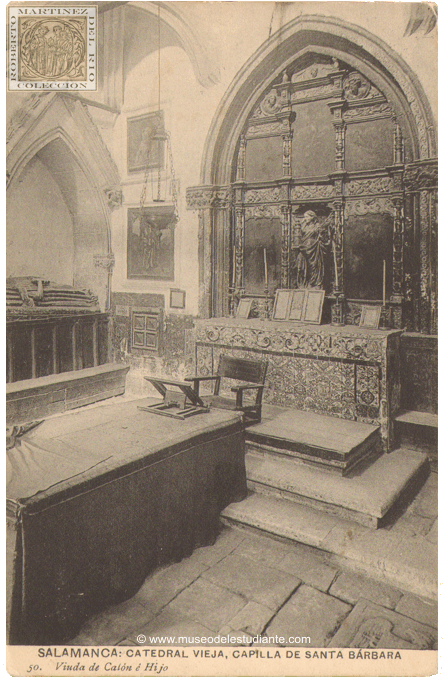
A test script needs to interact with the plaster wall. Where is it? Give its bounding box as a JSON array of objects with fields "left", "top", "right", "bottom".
[{"left": 7, "top": 156, "right": 75, "bottom": 285}]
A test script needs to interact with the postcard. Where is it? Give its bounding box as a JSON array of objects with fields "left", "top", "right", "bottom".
[{"left": 6, "top": 2, "right": 437, "bottom": 676}]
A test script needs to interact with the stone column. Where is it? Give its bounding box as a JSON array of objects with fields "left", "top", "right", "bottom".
[
  {"left": 391, "top": 197, "right": 404, "bottom": 299},
  {"left": 282, "top": 132, "right": 292, "bottom": 177},
  {"left": 236, "top": 136, "right": 246, "bottom": 182},
  {"left": 197, "top": 208, "right": 213, "bottom": 318},
  {"left": 280, "top": 204, "right": 291, "bottom": 288},
  {"left": 234, "top": 205, "right": 245, "bottom": 290}
]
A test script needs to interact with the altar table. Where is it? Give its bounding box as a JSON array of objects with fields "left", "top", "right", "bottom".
[{"left": 194, "top": 318, "right": 402, "bottom": 450}]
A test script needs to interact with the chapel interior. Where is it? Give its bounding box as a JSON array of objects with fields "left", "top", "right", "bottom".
[{"left": 6, "top": 2, "right": 437, "bottom": 647}]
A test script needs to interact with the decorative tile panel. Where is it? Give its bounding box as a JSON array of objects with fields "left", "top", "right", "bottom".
[{"left": 194, "top": 319, "right": 401, "bottom": 450}]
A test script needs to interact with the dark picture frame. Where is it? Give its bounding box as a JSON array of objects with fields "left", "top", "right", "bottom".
[
  {"left": 127, "top": 206, "right": 175, "bottom": 280},
  {"left": 127, "top": 111, "right": 165, "bottom": 173}
]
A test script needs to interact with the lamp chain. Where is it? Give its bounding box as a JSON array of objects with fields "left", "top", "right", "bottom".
[{"left": 139, "top": 3, "right": 179, "bottom": 224}]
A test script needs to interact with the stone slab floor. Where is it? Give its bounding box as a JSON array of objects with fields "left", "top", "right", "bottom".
[{"left": 71, "top": 472, "right": 437, "bottom": 650}]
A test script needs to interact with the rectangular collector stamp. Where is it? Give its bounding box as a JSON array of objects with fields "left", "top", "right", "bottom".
[{"left": 8, "top": 5, "right": 97, "bottom": 90}]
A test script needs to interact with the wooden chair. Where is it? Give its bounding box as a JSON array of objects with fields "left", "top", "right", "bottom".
[{"left": 186, "top": 355, "right": 268, "bottom": 425}]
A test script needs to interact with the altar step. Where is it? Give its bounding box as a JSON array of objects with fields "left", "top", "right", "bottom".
[
  {"left": 221, "top": 450, "right": 433, "bottom": 599},
  {"left": 245, "top": 409, "right": 381, "bottom": 476},
  {"left": 394, "top": 410, "right": 438, "bottom": 471},
  {"left": 241, "top": 447, "right": 429, "bottom": 528}
]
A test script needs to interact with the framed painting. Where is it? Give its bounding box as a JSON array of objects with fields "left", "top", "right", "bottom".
[
  {"left": 272, "top": 289, "right": 292, "bottom": 321},
  {"left": 303, "top": 289, "right": 325, "bottom": 324},
  {"left": 288, "top": 290, "right": 306, "bottom": 321},
  {"left": 359, "top": 305, "right": 382, "bottom": 329},
  {"left": 127, "top": 111, "right": 165, "bottom": 173},
  {"left": 236, "top": 298, "right": 253, "bottom": 319},
  {"left": 127, "top": 207, "right": 174, "bottom": 280},
  {"left": 170, "top": 289, "right": 186, "bottom": 309}
]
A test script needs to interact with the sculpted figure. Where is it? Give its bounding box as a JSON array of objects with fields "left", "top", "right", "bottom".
[{"left": 293, "top": 211, "right": 332, "bottom": 289}]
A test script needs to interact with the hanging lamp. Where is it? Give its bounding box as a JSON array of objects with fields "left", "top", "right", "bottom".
[{"left": 139, "top": 3, "right": 179, "bottom": 225}]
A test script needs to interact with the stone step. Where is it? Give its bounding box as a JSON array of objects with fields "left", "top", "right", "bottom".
[
  {"left": 246, "top": 409, "right": 381, "bottom": 475},
  {"left": 221, "top": 488, "right": 436, "bottom": 601},
  {"left": 245, "top": 447, "right": 430, "bottom": 528},
  {"left": 394, "top": 410, "right": 438, "bottom": 470},
  {"left": 395, "top": 410, "right": 438, "bottom": 428}
]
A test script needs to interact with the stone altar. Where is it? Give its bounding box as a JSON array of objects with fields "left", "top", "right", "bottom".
[{"left": 193, "top": 318, "right": 402, "bottom": 450}]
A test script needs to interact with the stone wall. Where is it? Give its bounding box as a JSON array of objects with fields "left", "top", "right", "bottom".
[{"left": 111, "top": 291, "right": 195, "bottom": 395}]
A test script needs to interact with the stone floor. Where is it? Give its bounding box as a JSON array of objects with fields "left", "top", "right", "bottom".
[{"left": 71, "top": 471, "right": 437, "bottom": 650}]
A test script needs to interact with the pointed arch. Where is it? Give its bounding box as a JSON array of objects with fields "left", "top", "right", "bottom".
[
  {"left": 7, "top": 93, "right": 121, "bottom": 309},
  {"left": 188, "top": 15, "right": 436, "bottom": 322},
  {"left": 201, "top": 15, "right": 435, "bottom": 186}
]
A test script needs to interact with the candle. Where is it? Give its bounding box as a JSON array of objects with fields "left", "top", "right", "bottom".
[
  {"left": 264, "top": 248, "right": 268, "bottom": 287},
  {"left": 232, "top": 246, "right": 236, "bottom": 287},
  {"left": 332, "top": 241, "right": 339, "bottom": 289},
  {"left": 383, "top": 260, "right": 386, "bottom": 306}
]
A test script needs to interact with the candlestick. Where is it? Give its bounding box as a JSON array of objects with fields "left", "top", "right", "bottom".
[
  {"left": 263, "top": 248, "right": 268, "bottom": 288},
  {"left": 332, "top": 240, "right": 339, "bottom": 289},
  {"left": 382, "top": 260, "right": 386, "bottom": 306}
]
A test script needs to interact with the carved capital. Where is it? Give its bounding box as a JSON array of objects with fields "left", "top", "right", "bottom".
[
  {"left": 104, "top": 187, "right": 122, "bottom": 210},
  {"left": 93, "top": 253, "right": 115, "bottom": 270},
  {"left": 186, "top": 185, "right": 231, "bottom": 210},
  {"left": 403, "top": 162, "right": 438, "bottom": 191},
  {"left": 186, "top": 186, "right": 214, "bottom": 210}
]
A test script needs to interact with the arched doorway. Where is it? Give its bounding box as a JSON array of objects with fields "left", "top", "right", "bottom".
[{"left": 188, "top": 16, "right": 436, "bottom": 333}]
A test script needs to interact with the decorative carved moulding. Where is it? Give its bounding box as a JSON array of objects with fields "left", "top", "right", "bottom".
[
  {"left": 246, "top": 117, "right": 291, "bottom": 139},
  {"left": 343, "top": 101, "right": 393, "bottom": 124},
  {"left": 186, "top": 185, "right": 232, "bottom": 210},
  {"left": 249, "top": 63, "right": 391, "bottom": 115},
  {"left": 345, "top": 197, "right": 395, "bottom": 217},
  {"left": 250, "top": 87, "right": 290, "bottom": 119},
  {"left": 345, "top": 176, "right": 394, "bottom": 196},
  {"left": 290, "top": 59, "right": 342, "bottom": 84},
  {"left": 93, "top": 252, "right": 115, "bottom": 271},
  {"left": 342, "top": 72, "right": 382, "bottom": 101},
  {"left": 244, "top": 187, "right": 281, "bottom": 203},
  {"left": 403, "top": 160, "right": 438, "bottom": 191},
  {"left": 290, "top": 83, "right": 339, "bottom": 103},
  {"left": 244, "top": 204, "right": 281, "bottom": 220},
  {"left": 194, "top": 321, "right": 386, "bottom": 363},
  {"left": 291, "top": 183, "right": 335, "bottom": 201}
]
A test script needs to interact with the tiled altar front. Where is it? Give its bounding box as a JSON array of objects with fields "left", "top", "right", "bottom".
[{"left": 193, "top": 318, "right": 402, "bottom": 450}]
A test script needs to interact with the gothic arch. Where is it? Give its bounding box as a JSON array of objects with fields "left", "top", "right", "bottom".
[
  {"left": 126, "top": 1, "right": 220, "bottom": 88},
  {"left": 201, "top": 14, "right": 435, "bottom": 186},
  {"left": 7, "top": 93, "right": 121, "bottom": 309},
  {"left": 188, "top": 15, "right": 436, "bottom": 324}
]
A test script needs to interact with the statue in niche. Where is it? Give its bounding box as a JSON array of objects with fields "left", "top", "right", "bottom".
[{"left": 292, "top": 210, "right": 334, "bottom": 289}]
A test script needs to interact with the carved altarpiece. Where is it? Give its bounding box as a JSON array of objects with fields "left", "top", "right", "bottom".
[{"left": 187, "top": 55, "right": 437, "bottom": 334}]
